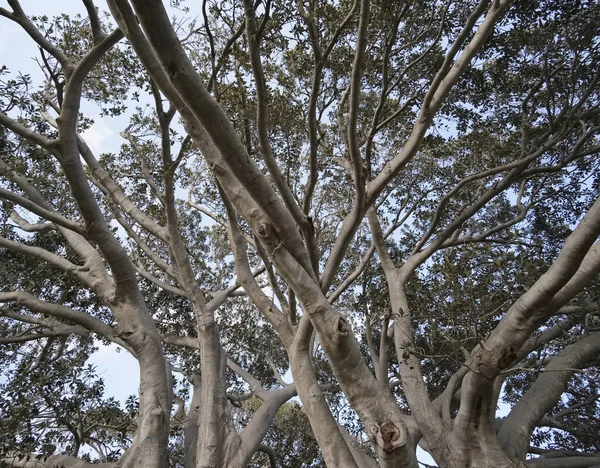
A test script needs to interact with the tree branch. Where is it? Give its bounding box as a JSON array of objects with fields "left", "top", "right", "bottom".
[
  {"left": 82, "top": 0, "right": 105, "bottom": 44},
  {"left": 0, "top": 291, "right": 117, "bottom": 342},
  {"left": 498, "top": 331, "right": 600, "bottom": 461},
  {"left": 0, "top": 1, "right": 73, "bottom": 73},
  {"left": 0, "top": 187, "right": 87, "bottom": 236}
]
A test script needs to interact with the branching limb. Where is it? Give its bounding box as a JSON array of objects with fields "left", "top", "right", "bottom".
[
  {"left": 207, "top": 22, "right": 245, "bottom": 95},
  {"left": 114, "top": 210, "right": 177, "bottom": 281},
  {"left": 327, "top": 195, "right": 417, "bottom": 302},
  {"left": 206, "top": 266, "right": 264, "bottom": 312},
  {"left": 551, "top": 393, "right": 600, "bottom": 420},
  {"left": 513, "top": 317, "right": 577, "bottom": 364},
  {"left": 0, "top": 454, "right": 116, "bottom": 468},
  {"left": 8, "top": 210, "right": 55, "bottom": 232},
  {"left": 77, "top": 136, "right": 169, "bottom": 243},
  {"left": 132, "top": 262, "right": 186, "bottom": 298},
  {"left": 345, "top": 0, "right": 369, "bottom": 198},
  {"left": 229, "top": 358, "right": 297, "bottom": 466},
  {"left": 322, "top": 0, "right": 511, "bottom": 292},
  {"left": 0, "top": 110, "right": 57, "bottom": 150},
  {"left": 242, "top": 0, "right": 307, "bottom": 231},
  {"left": 368, "top": 0, "right": 510, "bottom": 205},
  {"left": 252, "top": 235, "right": 291, "bottom": 318},
  {"left": 498, "top": 331, "right": 600, "bottom": 461},
  {"left": 0, "top": 291, "right": 119, "bottom": 344},
  {"left": 0, "top": 160, "right": 114, "bottom": 299},
  {"left": 0, "top": 186, "right": 87, "bottom": 236},
  {"left": 256, "top": 445, "right": 277, "bottom": 468},
  {"left": 368, "top": 207, "right": 446, "bottom": 449},
  {"left": 0, "top": 325, "right": 89, "bottom": 344},
  {"left": 0, "top": 237, "right": 100, "bottom": 291},
  {"left": 300, "top": 0, "right": 358, "bottom": 215},
  {"left": 118, "top": 0, "right": 316, "bottom": 283},
  {"left": 222, "top": 187, "right": 292, "bottom": 343},
  {"left": 0, "top": 1, "right": 73, "bottom": 74}
]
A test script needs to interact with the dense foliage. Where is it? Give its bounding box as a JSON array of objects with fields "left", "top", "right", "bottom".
[{"left": 1, "top": 0, "right": 599, "bottom": 467}]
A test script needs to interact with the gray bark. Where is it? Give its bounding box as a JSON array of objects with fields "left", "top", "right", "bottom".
[{"left": 498, "top": 331, "right": 600, "bottom": 461}]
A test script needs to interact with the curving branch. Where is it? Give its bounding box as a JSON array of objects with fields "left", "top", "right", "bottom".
[
  {"left": 0, "top": 291, "right": 120, "bottom": 345},
  {"left": 206, "top": 265, "right": 265, "bottom": 313},
  {"left": 222, "top": 188, "right": 292, "bottom": 343},
  {"left": 320, "top": 0, "right": 511, "bottom": 292},
  {"left": 77, "top": 135, "right": 169, "bottom": 243},
  {"left": 300, "top": 0, "right": 359, "bottom": 216},
  {"left": 82, "top": 0, "right": 105, "bottom": 45},
  {"left": 0, "top": 454, "right": 116, "bottom": 468},
  {"left": 367, "top": 0, "right": 511, "bottom": 204},
  {"left": 9, "top": 210, "right": 55, "bottom": 232},
  {"left": 0, "top": 1, "right": 73, "bottom": 73},
  {"left": 242, "top": 0, "right": 308, "bottom": 232},
  {"left": 0, "top": 160, "right": 115, "bottom": 299},
  {"left": 498, "top": 331, "right": 600, "bottom": 461},
  {"left": 454, "top": 221, "right": 600, "bottom": 453},
  {"left": 0, "top": 111, "right": 57, "bottom": 150},
  {"left": 345, "top": 0, "right": 369, "bottom": 199},
  {"left": 0, "top": 186, "right": 87, "bottom": 236},
  {"left": 116, "top": 0, "right": 316, "bottom": 283},
  {"left": 0, "top": 325, "right": 89, "bottom": 344}
]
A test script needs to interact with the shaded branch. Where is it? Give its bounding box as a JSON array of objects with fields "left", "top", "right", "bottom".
[
  {"left": 0, "top": 187, "right": 87, "bottom": 236},
  {"left": 82, "top": 0, "right": 105, "bottom": 44},
  {"left": 0, "top": 291, "right": 117, "bottom": 343}
]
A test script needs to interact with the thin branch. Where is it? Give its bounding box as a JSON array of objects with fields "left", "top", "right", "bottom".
[
  {"left": 0, "top": 325, "right": 89, "bottom": 344},
  {"left": 0, "top": 111, "right": 57, "bottom": 150},
  {"left": 0, "top": 291, "right": 117, "bottom": 342},
  {"left": 9, "top": 211, "right": 55, "bottom": 232},
  {"left": 242, "top": 0, "right": 307, "bottom": 231},
  {"left": 78, "top": 135, "right": 169, "bottom": 243},
  {"left": 0, "top": 187, "right": 88, "bottom": 236},
  {"left": 206, "top": 266, "right": 265, "bottom": 312},
  {"left": 133, "top": 262, "right": 186, "bottom": 297},
  {"left": 82, "top": 0, "right": 105, "bottom": 44},
  {"left": 0, "top": 1, "right": 73, "bottom": 73},
  {"left": 221, "top": 187, "right": 292, "bottom": 343},
  {"left": 345, "top": 0, "right": 369, "bottom": 201}
]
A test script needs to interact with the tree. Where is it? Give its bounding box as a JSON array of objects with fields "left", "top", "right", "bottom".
[{"left": 1, "top": 0, "right": 600, "bottom": 466}]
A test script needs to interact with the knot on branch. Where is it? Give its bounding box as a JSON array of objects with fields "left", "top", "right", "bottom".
[
  {"left": 256, "top": 221, "right": 283, "bottom": 254},
  {"left": 115, "top": 325, "right": 150, "bottom": 354},
  {"left": 476, "top": 344, "right": 516, "bottom": 378},
  {"left": 335, "top": 316, "right": 350, "bottom": 336},
  {"left": 167, "top": 62, "right": 180, "bottom": 78},
  {"left": 369, "top": 420, "right": 407, "bottom": 453},
  {"left": 321, "top": 307, "right": 351, "bottom": 344}
]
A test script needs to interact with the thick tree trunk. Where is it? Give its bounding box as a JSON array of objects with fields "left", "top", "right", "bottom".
[
  {"left": 116, "top": 305, "right": 172, "bottom": 468},
  {"left": 288, "top": 321, "right": 361, "bottom": 468}
]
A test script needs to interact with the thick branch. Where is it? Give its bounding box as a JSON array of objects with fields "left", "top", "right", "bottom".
[
  {"left": 120, "top": 0, "right": 316, "bottom": 283},
  {"left": 498, "top": 331, "right": 600, "bottom": 461},
  {"left": 82, "top": 0, "right": 105, "bottom": 44}
]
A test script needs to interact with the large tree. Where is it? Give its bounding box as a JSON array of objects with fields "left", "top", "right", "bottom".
[{"left": 1, "top": 0, "right": 600, "bottom": 466}]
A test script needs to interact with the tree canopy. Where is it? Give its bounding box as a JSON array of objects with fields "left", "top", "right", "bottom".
[{"left": 1, "top": 0, "right": 600, "bottom": 467}]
